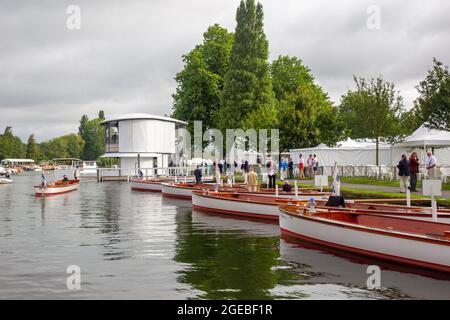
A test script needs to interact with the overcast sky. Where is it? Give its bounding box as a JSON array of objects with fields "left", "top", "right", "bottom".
[{"left": 1, "top": 0, "right": 449, "bottom": 141}]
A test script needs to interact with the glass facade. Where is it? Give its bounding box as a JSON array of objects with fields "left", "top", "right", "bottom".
[{"left": 105, "top": 122, "right": 119, "bottom": 152}]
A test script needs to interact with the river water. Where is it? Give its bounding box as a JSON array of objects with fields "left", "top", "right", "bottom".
[{"left": 0, "top": 172, "right": 449, "bottom": 299}]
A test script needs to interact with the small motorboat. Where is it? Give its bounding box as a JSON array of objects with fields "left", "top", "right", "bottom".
[
  {"left": 162, "top": 182, "right": 329, "bottom": 200},
  {"left": 161, "top": 183, "right": 227, "bottom": 200},
  {"left": 0, "top": 177, "right": 13, "bottom": 184},
  {"left": 192, "top": 191, "right": 325, "bottom": 221},
  {"left": 314, "top": 200, "right": 450, "bottom": 223},
  {"left": 278, "top": 204, "right": 450, "bottom": 273},
  {"left": 131, "top": 178, "right": 178, "bottom": 192},
  {"left": 34, "top": 179, "right": 80, "bottom": 196}
]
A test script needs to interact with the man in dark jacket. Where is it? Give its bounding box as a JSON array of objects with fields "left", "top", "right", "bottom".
[
  {"left": 194, "top": 166, "right": 202, "bottom": 184},
  {"left": 397, "top": 155, "right": 410, "bottom": 193}
]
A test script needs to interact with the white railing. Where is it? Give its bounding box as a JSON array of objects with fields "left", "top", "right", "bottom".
[
  {"left": 97, "top": 166, "right": 214, "bottom": 182},
  {"left": 318, "top": 165, "right": 450, "bottom": 182}
]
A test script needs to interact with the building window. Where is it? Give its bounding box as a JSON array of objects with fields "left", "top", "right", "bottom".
[{"left": 105, "top": 122, "right": 119, "bottom": 152}]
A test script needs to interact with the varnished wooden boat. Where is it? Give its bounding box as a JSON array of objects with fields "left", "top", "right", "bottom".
[
  {"left": 34, "top": 179, "right": 80, "bottom": 196},
  {"left": 192, "top": 191, "right": 324, "bottom": 220},
  {"left": 315, "top": 200, "right": 450, "bottom": 222},
  {"left": 163, "top": 182, "right": 329, "bottom": 200},
  {"left": 279, "top": 205, "right": 450, "bottom": 273},
  {"left": 131, "top": 178, "right": 178, "bottom": 192}
]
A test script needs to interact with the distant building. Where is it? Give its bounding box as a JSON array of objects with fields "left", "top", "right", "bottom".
[{"left": 100, "top": 113, "right": 187, "bottom": 171}]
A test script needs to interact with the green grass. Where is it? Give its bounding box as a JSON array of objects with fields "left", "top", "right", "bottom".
[{"left": 339, "top": 176, "right": 450, "bottom": 191}]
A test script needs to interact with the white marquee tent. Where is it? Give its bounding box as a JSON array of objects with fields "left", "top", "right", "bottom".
[
  {"left": 290, "top": 138, "right": 394, "bottom": 166},
  {"left": 290, "top": 125, "right": 450, "bottom": 167}
]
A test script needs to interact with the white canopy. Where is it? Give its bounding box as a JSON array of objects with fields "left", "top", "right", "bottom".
[
  {"left": 290, "top": 138, "right": 393, "bottom": 166},
  {"left": 397, "top": 125, "right": 450, "bottom": 147}
]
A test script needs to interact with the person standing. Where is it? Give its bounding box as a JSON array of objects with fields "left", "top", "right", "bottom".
[
  {"left": 397, "top": 154, "right": 410, "bottom": 193},
  {"left": 426, "top": 150, "right": 437, "bottom": 179},
  {"left": 288, "top": 159, "right": 293, "bottom": 179},
  {"left": 194, "top": 165, "right": 202, "bottom": 184},
  {"left": 298, "top": 154, "right": 305, "bottom": 180},
  {"left": 408, "top": 152, "right": 420, "bottom": 192},
  {"left": 307, "top": 155, "right": 313, "bottom": 178},
  {"left": 247, "top": 167, "right": 258, "bottom": 192},
  {"left": 268, "top": 158, "right": 277, "bottom": 189},
  {"left": 74, "top": 166, "right": 81, "bottom": 180},
  {"left": 312, "top": 154, "right": 319, "bottom": 177}
]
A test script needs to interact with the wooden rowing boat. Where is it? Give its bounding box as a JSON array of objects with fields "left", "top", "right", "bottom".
[
  {"left": 34, "top": 179, "right": 80, "bottom": 196},
  {"left": 278, "top": 205, "right": 450, "bottom": 273}
]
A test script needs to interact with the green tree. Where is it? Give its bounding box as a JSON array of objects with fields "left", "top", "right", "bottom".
[
  {"left": 219, "top": 0, "right": 274, "bottom": 131},
  {"left": 172, "top": 24, "right": 233, "bottom": 133},
  {"left": 271, "top": 56, "right": 344, "bottom": 152},
  {"left": 415, "top": 58, "right": 450, "bottom": 131},
  {"left": 39, "top": 134, "right": 85, "bottom": 160},
  {"left": 78, "top": 112, "right": 106, "bottom": 160},
  {"left": 0, "top": 127, "right": 26, "bottom": 160},
  {"left": 339, "top": 76, "right": 405, "bottom": 165},
  {"left": 26, "top": 134, "right": 39, "bottom": 161}
]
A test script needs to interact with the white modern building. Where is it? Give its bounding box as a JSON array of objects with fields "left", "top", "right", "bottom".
[{"left": 100, "top": 113, "right": 187, "bottom": 172}]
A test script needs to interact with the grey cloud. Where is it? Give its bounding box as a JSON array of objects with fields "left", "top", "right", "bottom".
[{"left": 0, "top": 0, "right": 449, "bottom": 141}]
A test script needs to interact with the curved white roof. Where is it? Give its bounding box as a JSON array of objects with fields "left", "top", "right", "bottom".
[{"left": 101, "top": 113, "right": 187, "bottom": 125}]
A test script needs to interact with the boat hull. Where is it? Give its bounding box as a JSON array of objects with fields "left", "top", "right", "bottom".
[
  {"left": 161, "top": 183, "right": 195, "bottom": 199},
  {"left": 279, "top": 209, "right": 450, "bottom": 273},
  {"left": 0, "top": 178, "right": 13, "bottom": 184},
  {"left": 131, "top": 180, "right": 163, "bottom": 192},
  {"left": 192, "top": 192, "right": 280, "bottom": 221}
]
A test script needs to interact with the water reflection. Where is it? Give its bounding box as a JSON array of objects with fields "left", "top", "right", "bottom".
[{"left": 174, "top": 209, "right": 300, "bottom": 299}]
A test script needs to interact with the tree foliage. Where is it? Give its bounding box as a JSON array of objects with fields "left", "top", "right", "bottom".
[
  {"left": 271, "top": 56, "right": 344, "bottom": 151},
  {"left": 172, "top": 24, "right": 233, "bottom": 133},
  {"left": 218, "top": 0, "right": 274, "bottom": 132},
  {"left": 414, "top": 58, "right": 450, "bottom": 131},
  {"left": 0, "top": 127, "right": 26, "bottom": 160},
  {"left": 339, "top": 76, "right": 405, "bottom": 164},
  {"left": 26, "top": 134, "right": 39, "bottom": 161},
  {"left": 39, "top": 134, "right": 84, "bottom": 160},
  {"left": 78, "top": 111, "right": 106, "bottom": 160}
]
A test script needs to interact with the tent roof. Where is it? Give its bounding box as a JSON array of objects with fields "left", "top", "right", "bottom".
[
  {"left": 291, "top": 138, "right": 391, "bottom": 152},
  {"left": 397, "top": 125, "right": 450, "bottom": 147}
]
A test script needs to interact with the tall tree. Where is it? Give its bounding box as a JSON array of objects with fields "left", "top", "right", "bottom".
[
  {"left": 78, "top": 113, "right": 105, "bottom": 160},
  {"left": 415, "top": 58, "right": 450, "bottom": 131},
  {"left": 172, "top": 24, "right": 233, "bottom": 133},
  {"left": 219, "top": 0, "right": 274, "bottom": 131},
  {"left": 339, "top": 76, "right": 405, "bottom": 165},
  {"left": 26, "top": 134, "right": 39, "bottom": 161}
]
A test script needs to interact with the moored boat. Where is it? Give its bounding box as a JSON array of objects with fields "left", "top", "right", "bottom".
[
  {"left": 131, "top": 178, "right": 176, "bottom": 192},
  {"left": 192, "top": 191, "right": 322, "bottom": 221},
  {"left": 0, "top": 177, "right": 13, "bottom": 184},
  {"left": 163, "top": 182, "right": 329, "bottom": 200},
  {"left": 314, "top": 200, "right": 450, "bottom": 222},
  {"left": 278, "top": 205, "right": 450, "bottom": 273},
  {"left": 34, "top": 179, "right": 80, "bottom": 196},
  {"left": 161, "top": 183, "right": 224, "bottom": 200}
]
